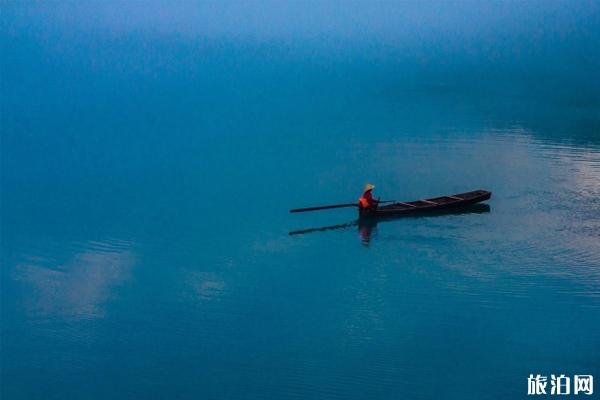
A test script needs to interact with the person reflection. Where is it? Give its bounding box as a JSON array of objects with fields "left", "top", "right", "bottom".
[{"left": 358, "top": 220, "right": 377, "bottom": 246}]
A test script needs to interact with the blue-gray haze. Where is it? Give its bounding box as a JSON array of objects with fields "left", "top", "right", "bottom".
[{"left": 2, "top": 2, "right": 600, "bottom": 399}]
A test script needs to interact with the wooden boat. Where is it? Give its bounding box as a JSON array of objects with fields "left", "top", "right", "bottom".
[
  {"left": 360, "top": 189, "right": 491, "bottom": 218},
  {"left": 290, "top": 203, "right": 490, "bottom": 236}
]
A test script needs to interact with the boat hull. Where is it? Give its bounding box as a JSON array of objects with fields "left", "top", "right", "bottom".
[{"left": 359, "top": 190, "right": 492, "bottom": 218}]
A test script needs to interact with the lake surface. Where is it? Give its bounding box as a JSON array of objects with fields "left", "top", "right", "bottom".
[{"left": 2, "top": 3, "right": 600, "bottom": 399}]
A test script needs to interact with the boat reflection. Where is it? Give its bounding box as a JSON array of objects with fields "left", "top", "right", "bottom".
[{"left": 289, "top": 203, "right": 491, "bottom": 246}]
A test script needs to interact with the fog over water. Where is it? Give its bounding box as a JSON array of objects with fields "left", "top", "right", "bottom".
[{"left": 2, "top": 2, "right": 600, "bottom": 399}]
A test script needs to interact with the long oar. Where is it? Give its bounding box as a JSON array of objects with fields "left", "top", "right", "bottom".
[
  {"left": 290, "top": 200, "right": 396, "bottom": 213},
  {"left": 290, "top": 203, "right": 357, "bottom": 213}
]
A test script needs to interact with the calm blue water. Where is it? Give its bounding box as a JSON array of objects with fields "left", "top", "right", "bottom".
[{"left": 2, "top": 2, "right": 600, "bottom": 399}]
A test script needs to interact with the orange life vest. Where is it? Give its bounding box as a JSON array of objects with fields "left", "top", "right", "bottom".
[{"left": 358, "top": 197, "right": 369, "bottom": 208}]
